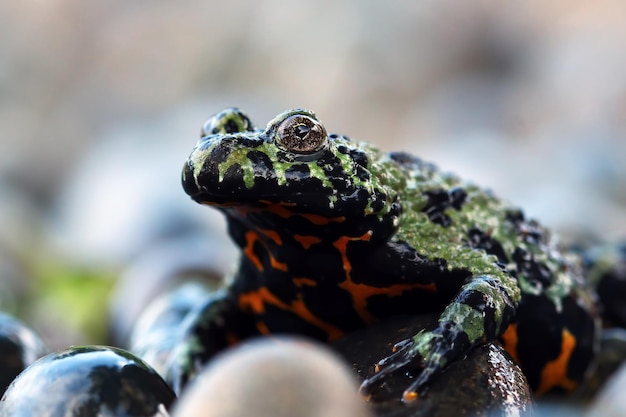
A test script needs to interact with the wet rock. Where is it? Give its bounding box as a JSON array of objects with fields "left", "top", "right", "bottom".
[
  {"left": 0, "top": 313, "right": 48, "bottom": 396},
  {"left": 172, "top": 337, "right": 372, "bottom": 417},
  {"left": 129, "top": 282, "right": 212, "bottom": 376},
  {"left": 0, "top": 345, "right": 175, "bottom": 417},
  {"left": 333, "top": 315, "right": 533, "bottom": 417}
]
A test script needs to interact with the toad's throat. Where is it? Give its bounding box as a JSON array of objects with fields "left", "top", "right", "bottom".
[{"left": 239, "top": 228, "right": 439, "bottom": 333}]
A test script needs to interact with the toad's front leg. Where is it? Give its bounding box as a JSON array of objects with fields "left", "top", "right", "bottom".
[
  {"left": 165, "top": 289, "right": 260, "bottom": 394},
  {"left": 360, "top": 274, "right": 519, "bottom": 402}
]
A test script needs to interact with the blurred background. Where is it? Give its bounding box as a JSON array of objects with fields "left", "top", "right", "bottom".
[{"left": 1, "top": 0, "right": 625, "bottom": 348}]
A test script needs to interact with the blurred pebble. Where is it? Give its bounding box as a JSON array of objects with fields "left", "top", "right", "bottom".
[
  {"left": 0, "top": 345, "right": 175, "bottom": 417},
  {"left": 0, "top": 183, "right": 42, "bottom": 311},
  {"left": 0, "top": 249, "right": 28, "bottom": 314},
  {"left": 129, "top": 282, "right": 211, "bottom": 376},
  {"left": 0, "top": 313, "right": 48, "bottom": 395},
  {"left": 586, "top": 360, "right": 626, "bottom": 417},
  {"left": 333, "top": 315, "right": 533, "bottom": 417},
  {"left": 0, "top": 183, "right": 42, "bottom": 256},
  {"left": 109, "top": 235, "right": 233, "bottom": 346},
  {"left": 50, "top": 105, "right": 237, "bottom": 268},
  {"left": 171, "top": 337, "right": 372, "bottom": 417}
]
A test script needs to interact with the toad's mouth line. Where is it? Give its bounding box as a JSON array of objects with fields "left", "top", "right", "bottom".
[
  {"left": 196, "top": 196, "right": 349, "bottom": 225},
  {"left": 190, "top": 189, "right": 335, "bottom": 204}
]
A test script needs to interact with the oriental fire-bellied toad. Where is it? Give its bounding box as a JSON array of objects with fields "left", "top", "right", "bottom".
[{"left": 172, "top": 108, "right": 604, "bottom": 402}]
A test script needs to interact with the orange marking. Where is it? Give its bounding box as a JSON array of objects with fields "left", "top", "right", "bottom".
[
  {"left": 293, "top": 234, "right": 323, "bottom": 249},
  {"left": 258, "top": 228, "right": 283, "bottom": 245},
  {"left": 270, "top": 256, "right": 288, "bottom": 272},
  {"left": 240, "top": 288, "right": 268, "bottom": 314},
  {"left": 254, "top": 203, "right": 345, "bottom": 225},
  {"left": 238, "top": 287, "right": 344, "bottom": 341},
  {"left": 232, "top": 202, "right": 344, "bottom": 226},
  {"left": 243, "top": 230, "right": 288, "bottom": 273},
  {"left": 226, "top": 332, "right": 241, "bottom": 346},
  {"left": 403, "top": 391, "right": 419, "bottom": 402},
  {"left": 536, "top": 329, "right": 578, "bottom": 395},
  {"left": 255, "top": 321, "right": 271, "bottom": 335},
  {"left": 333, "top": 233, "right": 437, "bottom": 323},
  {"left": 244, "top": 230, "right": 264, "bottom": 271},
  {"left": 299, "top": 213, "right": 346, "bottom": 225},
  {"left": 293, "top": 277, "right": 317, "bottom": 287},
  {"left": 500, "top": 323, "right": 520, "bottom": 363},
  {"left": 262, "top": 203, "right": 298, "bottom": 219}
]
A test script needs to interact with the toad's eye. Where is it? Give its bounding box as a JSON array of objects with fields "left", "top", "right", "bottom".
[
  {"left": 200, "top": 108, "right": 255, "bottom": 137},
  {"left": 275, "top": 115, "right": 328, "bottom": 154}
]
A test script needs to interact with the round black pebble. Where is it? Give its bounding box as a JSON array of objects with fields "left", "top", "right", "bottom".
[
  {"left": 0, "top": 345, "right": 175, "bottom": 417},
  {"left": 0, "top": 312, "right": 47, "bottom": 396}
]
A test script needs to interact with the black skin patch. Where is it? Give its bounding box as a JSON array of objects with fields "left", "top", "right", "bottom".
[
  {"left": 284, "top": 163, "right": 311, "bottom": 180},
  {"left": 247, "top": 150, "right": 274, "bottom": 177},
  {"left": 219, "top": 164, "right": 245, "bottom": 195},
  {"left": 421, "top": 188, "right": 468, "bottom": 227},
  {"left": 586, "top": 243, "right": 626, "bottom": 327},
  {"left": 349, "top": 149, "right": 369, "bottom": 168},
  {"left": 317, "top": 153, "right": 347, "bottom": 179},
  {"left": 512, "top": 247, "right": 553, "bottom": 289},
  {"left": 234, "top": 136, "right": 264, "bottom": 149},
  {"left": 370, "top": 190, "right": 387, "bottom": 213},
  {"left": 504, "top": 209, "right": 545, "bottom": 244},
  {"left": 467, "top": 228, "right": 509, "bottom": 264}
]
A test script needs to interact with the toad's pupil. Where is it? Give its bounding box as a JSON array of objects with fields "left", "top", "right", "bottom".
[{"left": 295, "top": 124, "right": 310, "bottom": 138}]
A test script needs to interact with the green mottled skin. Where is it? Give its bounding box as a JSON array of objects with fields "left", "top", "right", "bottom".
[
  {"left": 340, "top": 142, "right": 523, "bottom": 350},
  {"left": 371, "top": 150, "right": 516, "bottom": 278}
]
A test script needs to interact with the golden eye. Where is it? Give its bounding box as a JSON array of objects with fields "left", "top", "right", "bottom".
[{"left": 275, "top": 115, "right": 328, "bottom": 154}]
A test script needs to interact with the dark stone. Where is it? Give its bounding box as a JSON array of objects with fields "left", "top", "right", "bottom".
[
  {"left": 129, "top": 282, "right": 212, "bottom": 376},
  {"left": 0, "top": 346, "right": 175, "bottom": 417},
  {"left": 332, "top": 315, "right": 533, "bottom": 417}
]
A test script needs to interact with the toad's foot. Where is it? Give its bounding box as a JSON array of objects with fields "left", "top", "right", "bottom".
[{"left": 360, "top": 322, "right": 472, "bottom": 403}]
